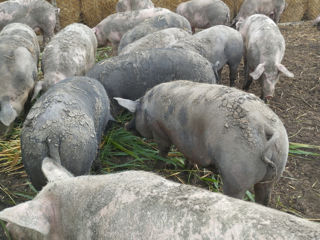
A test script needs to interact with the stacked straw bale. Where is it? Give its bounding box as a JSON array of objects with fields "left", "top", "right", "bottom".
[
  {"left": 306, "top": 0, "right": 320, "bottom": 20},
  {"left": 0, "top": 0, "right": 316, "bottom": 28},
  {"left": 280, "top": 0, "right": 308, "bottom": 22},
  {"left": 153, "top": 0, "right": 185, "bottom": 11},
  {"left": 81, "top": 0, "right": 117, "bottom": 27},
  {"left": 53, "top": 0, "right": 81, "bottom": 28}
]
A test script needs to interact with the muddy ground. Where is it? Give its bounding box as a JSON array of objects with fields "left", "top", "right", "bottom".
[{"left": 0, "top": 21, "right": 319, "bottom": 238}]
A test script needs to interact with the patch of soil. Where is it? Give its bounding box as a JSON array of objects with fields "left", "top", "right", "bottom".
[{"left": 0, "top": 21, "right": 319, "bottom": 239}]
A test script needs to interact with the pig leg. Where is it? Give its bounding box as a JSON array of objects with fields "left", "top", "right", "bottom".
[
  {"left": 254, "top": 181, "right": 274, "bottom": 205},
  {"left": 242, "top": 57, "right": 252, "bottom": 90},
  {"left": 228, "top": 63, "right": 238, "bottom": 87}
]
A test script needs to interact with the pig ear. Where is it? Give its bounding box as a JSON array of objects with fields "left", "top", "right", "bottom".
[
  {"left": 0, "top": 101, "right": 17, "bottom": 126},
  {"left": 276, "top": 63, "right": 294, "bottom": 78},
  {"left": 114, "top": 97, "right": 138, "bottom": 113},
  {"left": 42, "top": 157, "right": 74, "bottom": 182},
  {"left": 0, "top": 199, "right": 52, "bottom": 236},
  {"left": 250, "top": 63, "right": 265, "bottom": 80}
]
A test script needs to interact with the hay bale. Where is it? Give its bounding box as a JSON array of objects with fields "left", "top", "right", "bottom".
[
  {"left": 49, "top": 0, "right": 81, "bottom": 28},
  {"left": 153, "top": 0, "right": 185, "bottom": 11},
  {"left": 81, "top": 0, "right": 118, "bottom": 27},
  {"left": 281, "top": 0, "right": 307, "bottom": 22},
  {"left": 306, "top": 0, "right": 320, "bottom": 20}
]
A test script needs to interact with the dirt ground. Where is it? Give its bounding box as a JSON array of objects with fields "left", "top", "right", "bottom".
[{"left": 0, "top": 21, "right": 319, "bottom": 238}]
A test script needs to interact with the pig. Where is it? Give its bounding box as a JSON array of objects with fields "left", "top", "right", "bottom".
[
  {"left": 232, "top": 0, "right": 286, "bottom": 28},
  {"left": 176, "top": 0, "right": 230, "bottom": 33},
  {"left": 170, "top": 25, "right": 243, "bottom": 86},
  {"left": 116, "top": 0, "right": 154, "bottom": 12},
  {"left": 21, "top": 76, "right": 113, "bottom": 190},
  {"left": 1, "top": 158, "right": 320, "bottom": 239},
  {"left": 0, "top": 23, "right": 39, "bottom": 138},
  {"left": 32, "top": 23, "right": 97, "bottom": 99},
  {"left": 0, "top": 0, "right": 59, "bottom": 44},
  {"left": 115, "top": 80, "right": 289, "bottom": 205},
  {"left": 119, "top": 28, "right": 191, "bottom": 56},
  {"left": 92, "top": 7, "right": 171, "bottom": 48},
  {"left": 86, "top": 48, "right": 217, "bottom": 112},
  {"left": 238, "top": 14, "right": 294, "bottom": 100},
  {"left": 313, "top": 15, "right": 320, "bottom": 30},
  {"left": 118, "top": 11, "right": 192, "bottom": 52}
]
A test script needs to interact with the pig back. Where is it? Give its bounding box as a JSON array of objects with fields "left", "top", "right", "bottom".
[
  {"left": 21, "top": 77, "right": 112, "bottom": 189},
  {"left": 118, "top": 12, "right": 192, "bottom": 51},
  {"left": 141, "top": 81, "right": 288, "bottom": 171},
  {"left": 86, "top": 48, "right": 217, "bottom": 101}
]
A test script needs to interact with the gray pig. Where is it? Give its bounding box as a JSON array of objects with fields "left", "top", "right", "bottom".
[
  {"left": 33, "top": 23, "right": 97, "bottom": 99},
  {"left": 92, "top": 7, "right": 170, "bottom": 47},
  {"left": 170, "top": 25, "right": 243, "bottom": 86},
  {"left": 21, "top": 76, "right": 113, "bottom": 190},
  {"left": 86, "top": 48, "right": 217, "bottom": 107},
  {"left": 1, "top": 158, "right": 319, "bottom": 239},
  {"left": 232, "top": 0, "right": 286, "bottom": 28},
  {"left": 116, "top": 0, "right": 154, "bottom": 12},
  {"left": 176, "top": 0, "right": 230, "bottom": 33},
  {"left": 118, "top": 11, "right": 192, "bottom": 52},
  {"left": 119, "top": 28, "right": 191, "bottom": 56},
  {"left": 0, "top": 0, "right": 59, "bottom": 44},
  {"left": 115, "top": 80, "right": 289, "bottom": 205},
  {"left": 239, "top": 14, "right": 294, "bottom": 100},
  {"left": 313, "top": 15, "right": 320, "bottom": 30},
  {"left": 0, "top": 23, "right": 39, "bottom": 138}
]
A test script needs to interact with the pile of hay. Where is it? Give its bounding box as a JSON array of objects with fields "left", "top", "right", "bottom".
[
  {"left": 0, "top": 0, "right": 318, "bottom": 28},
  {"left": 280, "top": 0, "right": 308, "bottom": 22},
  {"left": 306, "top": 0, "right": 320, "bottom": 20}
]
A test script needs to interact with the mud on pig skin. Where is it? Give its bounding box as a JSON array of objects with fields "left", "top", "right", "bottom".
[
  {"left": 1, "top": 159, "right": 319, "bottom": 239},
  {"left": 92, "top": 7, "right": 171, "bottom": 48},
  {"left": 0, "top": 0, "right": 59, "bottom": 44},
  {"left": 0, "top": 23, "right": 39, "bottom": 138},
  {"left": 118, "top": 11, "right": 192, "bottom": 52},
  {"left": 21, "top": 76, "right": 113, "bottom": 190},
  {"left": 33, "top": 23, "right": 97, "bottom": 99},
  {"left": 116, "top": 0, "right": 154, "bottom": 12},
  {"left": 116, "top": 80, "right": 289, "bottom": 206}
]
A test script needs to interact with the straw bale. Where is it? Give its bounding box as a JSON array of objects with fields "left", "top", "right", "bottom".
[
  {"left": 81, "top": 0, "right": 118, "bottom": 27},
  {"left": 280, "top": 0, "right": 307, "bottom": 22},
  {"left": 49, "top": 0, "right": 81, "bottom": 28},
  {"left": 153, "top": 0, "right": 185, "bottom": 11},
  {"left": 306, "top": 0, "right": 320, "bottom": 20}
]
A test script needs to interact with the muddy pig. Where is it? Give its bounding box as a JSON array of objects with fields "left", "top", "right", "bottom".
[
  {"left": 170, "top": 25, "right": 243, "bottom": 85},
  {"left": 116, "top": 0, "right": 154, "bottom": 12},
  {"left": 0, "top": 0, "right": 59, "bottom": 44},
  {"left": 118, "top": 11, "right": 192, "bottom": 52},
  {"left": 176, "top": 0, "right": 230, "bottom": 33},
  {"left": 32, "top": 23, "right": 97, "bottom": 99},
  {"left": 115, "top": 80, "right": 289, "bottom": 205},
  {"left": 119, "top": 28, "right": 190, "bottom": 55},
  {"left": 3, "top": 156, "right": 320, "bottom": 239},
  {"left": 313, "top": 15, "right": 320, "bottom": 30},
  {"left": 86, "top": 48, "right": 217, "bottom": 113},
  {"left": 0, "top": 23, "right": 39, "bottom": 138},
  {"left": 21, "top": 76, "right": 113, "bottom": 190},
  {"left": 92, "top": 7, "right": 170, "bottom": 48},
  {"left": 239, "top": 14, "right": 294, "bottom": 100},
  {"left": 232, "top": 0, "right": 286, "bottom": 28}
]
